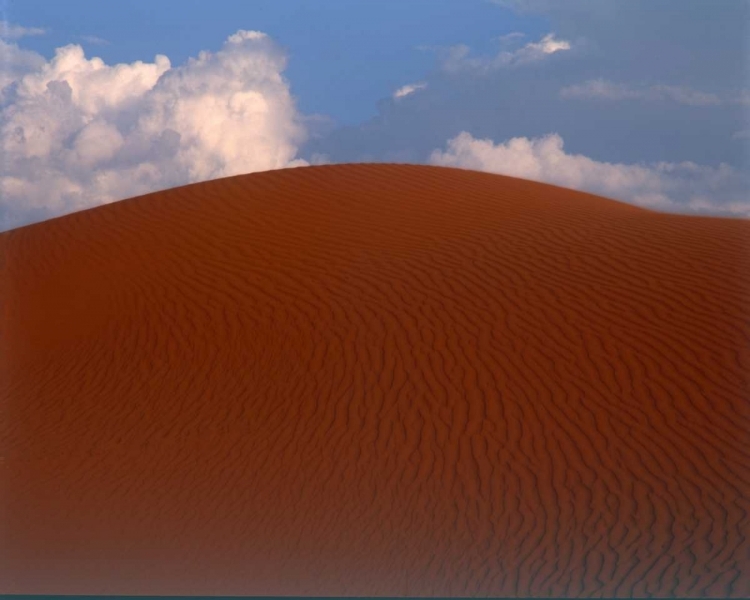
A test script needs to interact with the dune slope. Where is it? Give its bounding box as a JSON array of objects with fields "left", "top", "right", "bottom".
[{"left": 1, "top": 164, "right": 749, "bottom": 596}]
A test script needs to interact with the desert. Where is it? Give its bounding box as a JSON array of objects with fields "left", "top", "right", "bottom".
[{"left": 1, "top": 163, "right": 749, "bottom": 596}]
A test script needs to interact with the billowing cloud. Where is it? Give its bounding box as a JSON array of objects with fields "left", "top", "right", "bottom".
[
  {"left": 430, "top": 132, "right": 749, "bottom": 216},
  {"left": 0, "top": 21, "right": 46, "bottom": 40},
  {"left": 0, "top": 39, "right": 47, "bottom": 102},
  {"left": 560, "top": 79, "right": 725, "bottom": 106},
  {"left": 442, "top": 32, "right": 571, "bottom": 73},
  {"left": 393, "top": 82, "right": 427, "bottom": 99},
  {"left": 0, "top": 30, "right": 310, "bottom": 231}
]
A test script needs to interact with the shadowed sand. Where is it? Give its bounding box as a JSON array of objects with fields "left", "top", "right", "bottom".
[{"left": 1, "top": 164, "right": 749, "bottom": 596}]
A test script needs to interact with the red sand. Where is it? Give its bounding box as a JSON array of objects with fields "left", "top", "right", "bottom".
[{"left": 1, "top": 163, "right": 749, "bottom": 596}]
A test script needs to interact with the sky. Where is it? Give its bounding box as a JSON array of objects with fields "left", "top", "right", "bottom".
[{"left": 1, "top": 0, "right": 748, "bottom": 230}]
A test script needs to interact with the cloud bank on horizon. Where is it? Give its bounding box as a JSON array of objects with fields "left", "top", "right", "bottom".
[
  {"left": 1, "top": 0, "right": 748, "bottom": 230},
  {"left": 430, "top": 132, "right": 750, "bottom": 216}
]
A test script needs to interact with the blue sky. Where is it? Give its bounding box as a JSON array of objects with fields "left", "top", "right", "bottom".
[
  {"left": 3, "top": 0, "right": 545, "bottom": 125},
  {"left": 1, "top": 0, "right": 748, "bottom": 230}
]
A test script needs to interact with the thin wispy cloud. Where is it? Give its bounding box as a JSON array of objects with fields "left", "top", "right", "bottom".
[
  {"left": 560, "top": 79, "right": 729, "bottom": 107},
  {"left": 495, "top": 31, "right": 525, "bottom": 45},
  {"left": 393, "top": 82, "right": 427, "bottom": 100},
  {"left": 78, "top": 35, "right": 110, "bottom": 46},
  {"left": 522, "top": 33, "right": 570, "bottom": 56},
  {"left": 442, "top": 32, "right": 571, "bottom": 73},
  {"left": 0, "top": 20, "right": 47, "bottom": 40}
]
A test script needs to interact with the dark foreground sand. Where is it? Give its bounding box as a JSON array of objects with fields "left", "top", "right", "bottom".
[{"left": 1, "top": 164, "right": 748, "bottom": 596}]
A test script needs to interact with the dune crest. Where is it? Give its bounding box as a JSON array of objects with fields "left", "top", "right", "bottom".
[{"left": 1, "top": 164, "right": 749, "bottom": 596}]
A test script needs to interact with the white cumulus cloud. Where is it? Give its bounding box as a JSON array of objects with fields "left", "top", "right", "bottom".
[
  {"left": 0, "top": 30, "right": 310, "bottom": 231},
  {"left": 393, "top": 82, "right": 427, "bottom": 99},
  {"left": 442, "top": 32, "right": 571, "bottom": 73},
  {"left": 0, "top": 39, "right": 46, "bottom": 102},
  {"left": 429, "top": 132, "right": 750, "bottom": 216}
]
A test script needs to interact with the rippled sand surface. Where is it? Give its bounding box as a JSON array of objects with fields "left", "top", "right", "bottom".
[{"left": 2, "top": 164, "right": 749, "bottom": 596}]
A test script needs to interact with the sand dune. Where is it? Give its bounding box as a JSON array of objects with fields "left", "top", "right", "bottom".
[{"left": 1, "top": 163, "right": 748, "bottom": 596}]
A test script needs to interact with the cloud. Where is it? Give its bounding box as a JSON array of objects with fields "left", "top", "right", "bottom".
[
  {"left": 650, "top": 85, "right": 722, "bottom": 107},
  {"left": 560, "top": 79, "right": 643, "bottom": 101},
  {"left": 442, "top": 32, "right": 571, "bottom": 73},
  {"left": 0, "top": 39, "right": 47, "bottom": 102},
  {"left": 430, "top": 132, "right": 749, "bottom": 216},
  {"left": 487, "top": 0, "right": 539, "bottom": 12},
  {"left": 733, "top": 90, "right": 750, "bottom": 106},
  {"left": 305, "top": 0, "right": 747, "bottom": 203},
  {"left": 393, "top": 82, "right": 427, "bottom": 100},
  {"left": 78, "top": 35, "right": 110, "bottom": 46},
  {"left": 0, "top": 30, "right": 310, "bottom": 231},
  {"left": 560, "top": 79, "right": 724, "bottom": 106},
  {"left": 496, "top": 32, "right": 526, "bottom": 45},
  {"left": 521, "top": 33, "right": 571, "bottom": 57},
  {"left": 0, "top": 21, "right": 46, "bottom": 40}
]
